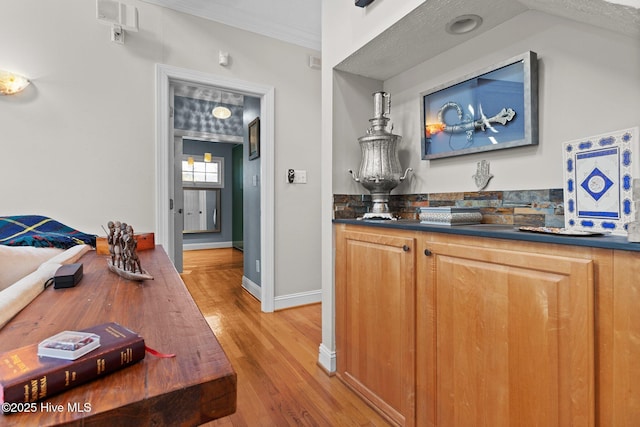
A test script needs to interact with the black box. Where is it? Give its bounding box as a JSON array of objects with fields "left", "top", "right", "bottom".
[{"left": 53, "top": 263, "right": 83, "bottom": 289}]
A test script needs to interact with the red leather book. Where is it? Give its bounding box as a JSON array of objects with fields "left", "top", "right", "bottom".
[{"left": 0, "top": 322, "right": 145, "bottom": 410}]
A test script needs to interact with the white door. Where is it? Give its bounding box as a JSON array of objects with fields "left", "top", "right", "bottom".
[
  {"left": 183, "top": 189, "right": 201, "bottom": 231},
  {"left": 173, "top": 134, "right": 184, "bottom": 272}
]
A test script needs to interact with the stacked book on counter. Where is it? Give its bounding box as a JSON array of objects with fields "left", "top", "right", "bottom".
[{"left": 419, "top": 206, "right": 483, "bottom": 226}]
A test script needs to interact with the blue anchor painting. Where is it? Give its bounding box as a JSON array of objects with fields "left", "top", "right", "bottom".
[
  {"left": 427, "top": 101, "right": 516, "bottom": 143},
  {"left": 421, "top": 51, "right": 538, "bottom": 159}
]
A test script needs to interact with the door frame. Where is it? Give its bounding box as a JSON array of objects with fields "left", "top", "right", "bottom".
[{"left": 155, "top": 63, "right": 276, "bottom": 312}]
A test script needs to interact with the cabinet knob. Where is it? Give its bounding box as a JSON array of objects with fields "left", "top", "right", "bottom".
[
  {"left": 402, "top": 245, "right": 410, "bottom": 252},
  {"left": 424, "top": 249, "right": 432, "bottom": 256}
]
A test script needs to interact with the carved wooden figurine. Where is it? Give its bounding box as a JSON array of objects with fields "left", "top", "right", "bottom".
[{"left": 106, "top": 221, "right": 153, "bottom": 281}]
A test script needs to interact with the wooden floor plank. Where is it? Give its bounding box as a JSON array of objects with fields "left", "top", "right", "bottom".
[{"left": 181, "top": 248, "right": 391, "bottom": 427}]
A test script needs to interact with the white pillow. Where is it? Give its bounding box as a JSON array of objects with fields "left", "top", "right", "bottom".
[
  {"left": 0, "top": 262, "right": 62, "bottom": 330},
  {"left": 0, "top": 245, "right": 91, "bottom": 330},
  {"left": 0, "top": 246, "right": 63, "bottom": 291}
]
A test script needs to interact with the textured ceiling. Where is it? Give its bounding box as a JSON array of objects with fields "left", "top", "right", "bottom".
[
  {"left": 335, "top": 0, "right": 529, "bottom": 80},
  {"left": 523, "top": 0, "right": 640, "bottom": 38},
  {"left": 336, "top": 0, "right": 640, "bottom": 80},
  {"left": 140, "top": 0, "right": 638, "bottom": 79}
]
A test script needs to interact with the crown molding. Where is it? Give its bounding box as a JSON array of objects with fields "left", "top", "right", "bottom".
[{"left": 141, "top": 0, "right": 321, "bottom": 51}]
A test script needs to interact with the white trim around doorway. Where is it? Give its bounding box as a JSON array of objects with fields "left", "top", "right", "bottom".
[{"left": 155, "top": 63, "right": 276, "bottom": 313}]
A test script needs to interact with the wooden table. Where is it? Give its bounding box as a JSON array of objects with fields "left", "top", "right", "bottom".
[{"left": 0, "top": 246, "right": 236, "bottom": 426}]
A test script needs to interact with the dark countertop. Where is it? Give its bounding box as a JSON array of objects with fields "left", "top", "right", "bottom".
[{"left": 334, "top": 218, "right": 640, "bottom": 253}]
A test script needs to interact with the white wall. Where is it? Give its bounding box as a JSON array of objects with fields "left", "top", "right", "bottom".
[
  {"left": 322, "top": 0, "right": 425, "bottom": 70},
  {"left": 332, "top": 71, "right": 382, "bottom": 191},
  {"left": 319, "top": 0, "right": 426, "bottom": 371},
  {"left": 332, "top": 10, "right": 640, "bottom": 194},
  {"left": 320, "top": 2, "right": 640, "bottom": 371},
  {"left": 0, "top": 0, "right": 321, "bottom": 298}
]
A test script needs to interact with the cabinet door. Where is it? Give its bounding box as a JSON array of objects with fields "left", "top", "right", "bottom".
[
  {"left": 602, "top": 250, "right": 640, "bottom": 425},
  {"left": 418, "top": 241, "right": 594, "bottom": 427},
  {"left": 336, "top": 227, "right": 416, "bottom": 426}
]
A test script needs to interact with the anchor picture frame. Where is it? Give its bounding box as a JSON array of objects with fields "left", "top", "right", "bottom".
[{"left": 420, "top": 51, "right": 538, "bottom": 160}]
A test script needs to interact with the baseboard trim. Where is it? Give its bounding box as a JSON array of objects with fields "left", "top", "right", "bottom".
[
  {"left": 317, "top": 343, "right": 337, "bottom": 374},
  {"left": 183, "top": 241, "right": 233, "bottom": 251},
  {"left": 241, "top": 279, "right": 321, "bottom": 311},
  {"left": 274, "top": 289, "right": 322, "bottom": 311},
  {"left": 242, "top": 276, "right": 261, "bottom": 301}
]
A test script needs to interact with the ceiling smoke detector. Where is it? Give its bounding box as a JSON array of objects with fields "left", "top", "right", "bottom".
[{"left": 446, "top": 14, "right": 483, "bottom": 35}]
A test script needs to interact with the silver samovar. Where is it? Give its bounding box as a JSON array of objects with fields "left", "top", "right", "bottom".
[{"left": 349, "top": 92, "right": 412, "bottom": 219}]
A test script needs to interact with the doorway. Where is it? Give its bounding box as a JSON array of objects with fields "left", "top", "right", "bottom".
[
  {"left": 173, "top": 135, "right": 235, "bottom": 264},
  {"left": 155, "top": 64, "right": 276, "bottom": 312}
]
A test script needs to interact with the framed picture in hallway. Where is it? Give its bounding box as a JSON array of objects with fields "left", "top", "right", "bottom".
[{"left": 248, "top": 117, "right": 260, "bottom": 160}]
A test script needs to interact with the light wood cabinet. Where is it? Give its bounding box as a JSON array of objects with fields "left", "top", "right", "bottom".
[
  {"left": 599, "top": 250, "right": 640, "bottom": 426},
  {"left": 335, "top": 223, "right": 640, "bottom": 426},
  {"left": 335, "top": 225, "right": 416, "bottom": 426},
  {"left": 416, "top": 236, "right": 595, "bottom": 427}
]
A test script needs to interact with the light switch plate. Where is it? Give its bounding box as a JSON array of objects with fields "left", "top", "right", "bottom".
[{"left": 286, "top": 169, "right": 307, "bottom": 184}]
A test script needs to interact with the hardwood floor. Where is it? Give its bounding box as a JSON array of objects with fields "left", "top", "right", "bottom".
[{"left": 180, "top": 248, "right": 391, "bottom": 427}]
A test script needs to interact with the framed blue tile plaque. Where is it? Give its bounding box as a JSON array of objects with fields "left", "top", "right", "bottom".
[{"left": 563, "top": 127, "right": 639, "bottom": 235}]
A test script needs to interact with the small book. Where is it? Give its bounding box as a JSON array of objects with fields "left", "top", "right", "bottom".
[
  {"left": 419, "top": 206, "right": 483, "bottom": 225},
  {"left": 0, "top": 322, "right": 145, "bottom": 410},
  {"left": 38, "top": 331, "right": 100, "bottom": 360}
]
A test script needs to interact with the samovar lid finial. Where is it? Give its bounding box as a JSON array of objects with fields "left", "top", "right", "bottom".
[
  {"left": 370, "top": 91, "right": 392, "bottom": 133},
  {"left": 372, "top": 91, "right": 390, "bottom": 119}
]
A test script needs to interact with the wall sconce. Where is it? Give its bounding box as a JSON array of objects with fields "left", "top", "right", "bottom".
[
  {"left": 212, "top": 106, "right": 231, "bottom": 119},
  {"left": 187, "top": 156, "right": 194, "bottom": 166},
  {"left": 0, "top": 70, "right": 30, "bottom": 95},
  {"left": 204, "top": 153, "right": 212, "bottom": 163}
]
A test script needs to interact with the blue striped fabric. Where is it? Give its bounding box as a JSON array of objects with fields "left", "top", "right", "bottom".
[{"left": 0, "top": 216, "right": 96, "bottom": 249}]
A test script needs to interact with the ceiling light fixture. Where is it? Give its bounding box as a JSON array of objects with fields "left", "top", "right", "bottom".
[
  {"left": 0, "top": 70, "right": 30, "bottom": 95},
  {"left": 445, "top": 14, "right": 483, "bottom": 35},
  {"left": 212, "top": 106, "right": 232, "bottom": 119}
]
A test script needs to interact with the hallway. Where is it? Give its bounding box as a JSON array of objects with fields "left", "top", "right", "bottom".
[{"left": 180, "top": 248, "right": 390, "bottom": 426}]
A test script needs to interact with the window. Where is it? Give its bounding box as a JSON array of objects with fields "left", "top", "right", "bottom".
[{"left": 182, "top": 155, "right": 224, "bottom": 188}]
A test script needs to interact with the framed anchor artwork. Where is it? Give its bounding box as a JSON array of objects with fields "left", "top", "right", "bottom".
[
  {"left": 420, "top": 51, "right": 538, "bottom": 159},
  {"left": 562, "top": 127, "right": 639, "bottom": 235}
]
